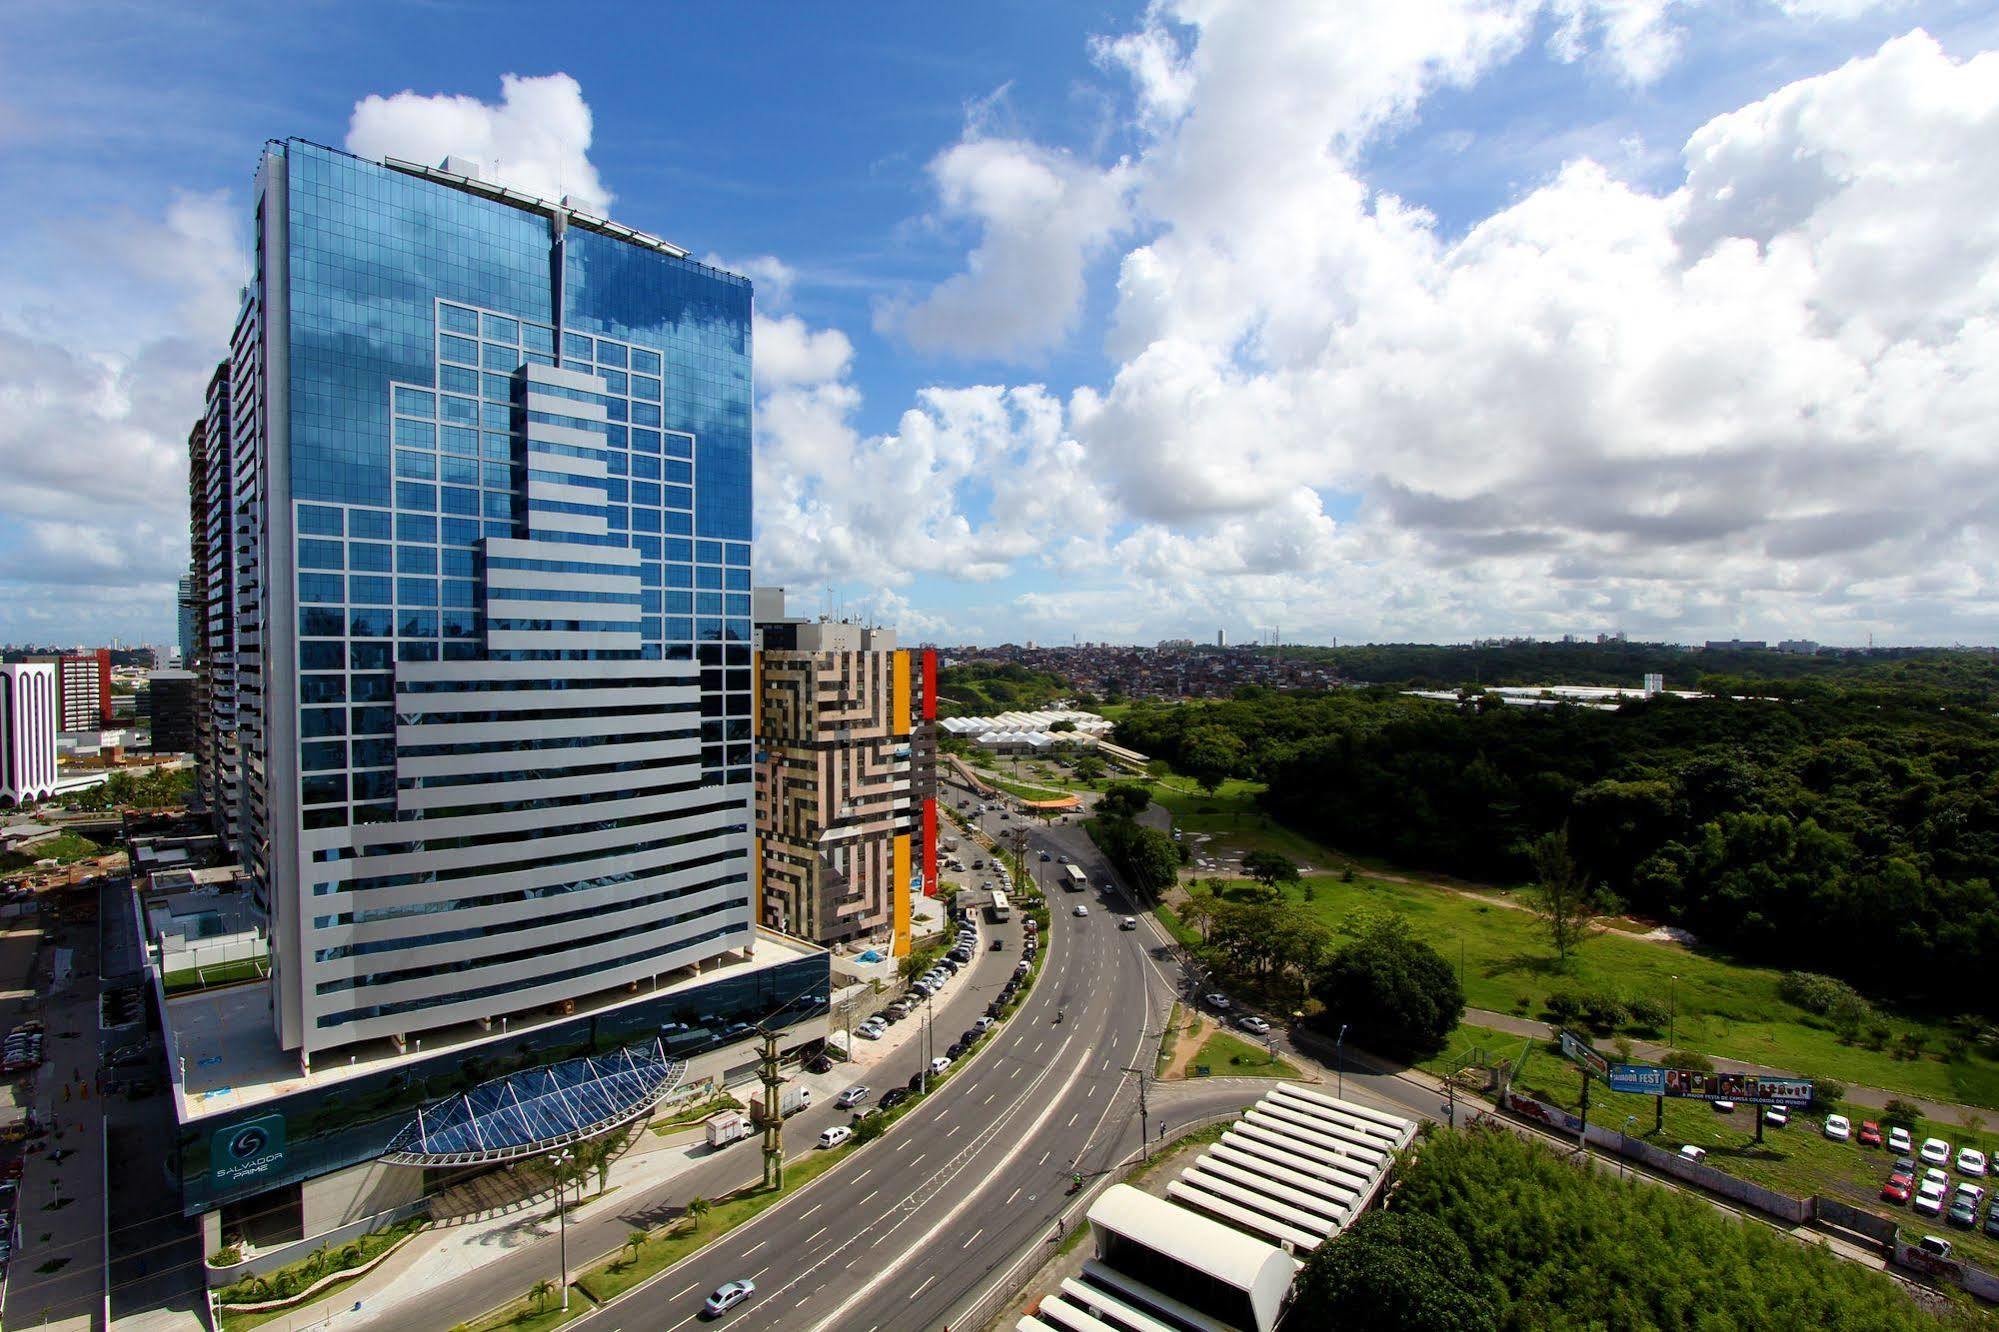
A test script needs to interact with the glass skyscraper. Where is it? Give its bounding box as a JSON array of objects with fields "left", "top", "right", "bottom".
[{"left": 214, "top": 140, "right": 757, "bottom": 1060}]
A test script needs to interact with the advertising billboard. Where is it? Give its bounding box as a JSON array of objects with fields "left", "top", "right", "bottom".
[{"left": 1648, "top": 1068, "right": 1812, "bottom": 1106}]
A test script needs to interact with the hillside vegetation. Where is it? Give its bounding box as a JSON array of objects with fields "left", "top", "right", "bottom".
[{"left": 1116, "top": 684, "right": 1999, "bottom": 1014}]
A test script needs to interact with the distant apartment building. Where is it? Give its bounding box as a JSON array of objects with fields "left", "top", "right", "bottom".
[
  {"left": 1703, "top": 639, "right": 1768, "bottom": 651},
  {"left": 0, "top": 663, "right": 58, "bottom": 805},
  {"left": 177, "top": 575, "right": 198, "bottom": 666},
  {"left": 147, "top": 670, "right": 197, "bottom": 754},
  {"left": 756, "top": 588, "right": 936, "bottom": 954},
  {"left": 26, "top": 649, "right": 111, "bottom": 732}
]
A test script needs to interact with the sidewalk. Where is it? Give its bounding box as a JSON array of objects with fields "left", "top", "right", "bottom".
[{"left": 1463, "top": 1007, "right": 1989, "bottom": 1125}]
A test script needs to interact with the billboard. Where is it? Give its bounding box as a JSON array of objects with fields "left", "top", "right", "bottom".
[
  {"left": 1607, "top": 1066, "right": 1812, "bottom": 1107},
  {"left": 1558, "top": 1030, "right": 1609, "bottom": 1079},
  {"left": 210, "top": 1113, "right": 287, "bottom": 1188}
]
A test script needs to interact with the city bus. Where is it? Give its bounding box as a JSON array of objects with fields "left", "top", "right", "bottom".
[
  {"left": 988, "top": 890, "right": 1012, "bottom": 923},
  {"left": 1063, "top": 864, "right": 1088, "bottom": 892}
]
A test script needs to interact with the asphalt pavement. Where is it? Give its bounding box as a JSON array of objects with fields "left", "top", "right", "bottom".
[{"left": 352, "top": 782, "right": 1455, "bottom": 1332}]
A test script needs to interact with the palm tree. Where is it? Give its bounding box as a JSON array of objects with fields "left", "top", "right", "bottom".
[
  {"left": 529, "top": 1278, "right": 555, "bottom": 1312},
  {"left": 685, "top": 1195, "right": 712, "bottom": 1224},
  {"left": 622, "top": 1228, "right": 647, "bottom": 1267}
]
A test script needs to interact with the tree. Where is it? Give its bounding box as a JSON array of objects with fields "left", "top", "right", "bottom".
[
  {"left": 1179, "top": 889, "right": 1218, "bottom": 944},
  {"left": 1179, "top": 724, "right": 1247, "bottom": 792},
  {"left": 1049, "top": 719, "right": 1077, "bottom": 733},
  {"left": 1528, "top": 827, "right": 1603, "bottom": 966},
  {"left": 685, "top": 1195, "right": 712, "bottom": 1223},
  {"left": 1291, "top": 1210, "right": 1500, "bottom": 1331},
  {"left": 1097, "top": 781, "right": 1153, "bottom": 822},
  {"left": 1309, "top": 915, "right": 1464, "bottom": 1059},
  {"left": 528, "top": 1279, "right": 556, "bottom": 1312},
  {"left": 623, "top": 1229, "right": 648, "bottom": 1266},
  {"left": 1241, "top": 851, "right": 1300, "bottom": 890}
]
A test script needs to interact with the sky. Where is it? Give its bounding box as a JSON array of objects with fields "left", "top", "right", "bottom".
[{"left": 3, "top": 0, "right": 1998, "bottom": 650}]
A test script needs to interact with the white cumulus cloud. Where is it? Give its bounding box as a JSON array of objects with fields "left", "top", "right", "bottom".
[{"left": 346, "top": 73, "right": 613, "bottom": 212}]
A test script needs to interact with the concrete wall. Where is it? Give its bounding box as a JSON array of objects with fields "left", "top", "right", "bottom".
[{"left": 302, "top": 1157, "right": 425, "bottom": 1238}]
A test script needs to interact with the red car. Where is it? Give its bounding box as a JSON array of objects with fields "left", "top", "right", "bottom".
[
  {"left": 1882, "top": 1171, "right": 1914, "bottom": 1204},
  {"left": 1858, "top": 1121, "right": 1883, "bottom": 1148}
]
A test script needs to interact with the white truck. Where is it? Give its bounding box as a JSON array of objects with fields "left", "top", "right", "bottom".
[
  {"left": 704, "top": 1110, "right": 752, "bottom": 1147},
  {"left": 752, "top": 1082, "right": 811, "bottom": 1124}
]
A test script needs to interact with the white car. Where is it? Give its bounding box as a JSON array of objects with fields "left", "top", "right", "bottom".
[
  {"left": 930, "top": 1056, "right": 951, "bottom": 1075},
  {"left": 817, "top": 1125, "right": 853, "bottom": 1149},
  {"left": 1889, "top": 1126, "right": 1914, "bottom": 1154},
  {"left": 1763, "top": 1106, "right": 1789, "bottom": 1127},
  {"left": 1711, "top": 1099, "right": 1736, "bottom": 1113},
  {"left": 1921, "top": 1136, "right": 1952, "bottom": 1166},
  {"left": 1237, "top": 1015, "right": 1271, "bottom": 1035},
  {"left": 856, "top": 1021, "right": 886, "bottom": 1041},
  {"left": 836, "top": 1085, "right": 871, "bottom": 1109},
  {"left": 1924, "top": 1166, "right": 1950, "bottom": 1188},
  {"left": 1823, "top": 1114, "right": 1851, "bottom": 1142},
  {"left": 1073, "top": 905, "right": 1089, "bottom": 917},
  {"left": 1679, "top": 1145, "right": 1708, "bottom": 1163},
  {"left": 703, "top": 1279, "right": 756, "bottom": 1316},
  {"left": 1957, "top": 1148, "right": 1988, "bottom": 1177},
  {"left": 1914, "top": 1180, "right": 1949, "bottom": 1216}
]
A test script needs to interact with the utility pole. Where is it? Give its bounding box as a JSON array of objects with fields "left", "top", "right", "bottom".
[
  {"left": 1577, "top": 1069, "right": 1592, "bottom": 1153},
  {"left": 1335, "top": 1023, "right": 1348, "bottom": 1100},
  {"left": 1122, "top": 1062, "right": 1153, "bottom": 1161},
  {"left": 758, "top": 1030, "right": 783, "bottom": 1190},
  {"left": 919, "top": 992, "right": 936, "bottom": 1094},
  {"left": 549, "top": 1147, "right": 574, "bottom": 1310}
]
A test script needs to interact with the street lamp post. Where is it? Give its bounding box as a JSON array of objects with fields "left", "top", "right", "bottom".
[
  {"left": 1669, "top": 975, "right": 1678, "bottom": 1048},
  {"left": 1336, "top": 1023, "right": 1348, "bottom": 1099},
  {"left": 549, "top": 1147, "right": 574, "bottom": 1310}
]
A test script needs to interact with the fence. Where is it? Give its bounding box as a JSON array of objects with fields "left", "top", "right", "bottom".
[{"left": 1503, "top": 1092, "right": 1999, "bottom": 1302}]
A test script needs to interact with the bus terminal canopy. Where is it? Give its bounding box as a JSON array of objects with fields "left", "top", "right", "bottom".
[
  {"left": 1020, "top": 795, "right": 1081, "bottom": 811},
  {"left": 382, "top": 1039, "right": 688, "bottom": 1166}
]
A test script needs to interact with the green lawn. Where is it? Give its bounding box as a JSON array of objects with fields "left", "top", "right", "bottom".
[
  {"left": 0, "top": 831, "right": 101, "bottom": 875},
  {"left": 1189, "top": 1029, "right": 1301, "bottom": 1079},
  {"left": 1255, "top": 873, "right": 1999, "bottom": 1109},
  {"left": 163, "top": 956, "right": 268, "bottom": 994},
  {"left": 1499, "top": 1028, "right": 1999, "bottom": 1273}
]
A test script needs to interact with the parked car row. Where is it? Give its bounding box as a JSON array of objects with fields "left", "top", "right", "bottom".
[{"left": 2, "top": 1022, "right": 43, "bottom": 1075}]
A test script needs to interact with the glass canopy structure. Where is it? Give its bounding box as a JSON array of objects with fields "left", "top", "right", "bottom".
[{"left": 382, "top": 1040, "right": 688, "bottom": 1166}]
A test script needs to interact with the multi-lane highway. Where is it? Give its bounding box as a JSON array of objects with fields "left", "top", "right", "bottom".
[{"left": 369, "top": 781, "right": 1442, "bottom": 1332}]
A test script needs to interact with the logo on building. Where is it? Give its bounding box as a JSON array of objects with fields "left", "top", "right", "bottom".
[{"left": 211, "top": 1114, "right": 287, "bottom": 1186}]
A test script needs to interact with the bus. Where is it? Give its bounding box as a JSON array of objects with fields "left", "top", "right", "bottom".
[
  {"left": 1063, "top": 864, "right": 1088, "bottom": 892},
  {"left": 988, "top": 890, "right": 1012, "bottom": 923}
]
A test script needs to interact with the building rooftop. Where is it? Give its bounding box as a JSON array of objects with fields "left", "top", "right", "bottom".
[{"left": 163, "top": 929, "right": 824, "bottom": 1125}]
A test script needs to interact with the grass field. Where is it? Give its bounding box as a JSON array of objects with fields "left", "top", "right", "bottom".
[
  {"left": 0, "top": 831, "right": 102, "bottom": 876},
  {"left": 1189, "top": 1029, "right": 1301, "bottom": 1079},
  {"left": 1492, "top": 1025, "right": 1999, "bottom": 1272},
  {"left": 1258, "top": 872, "right": 1999, "bottom": 1108},
  {"left": 163, "top": 957, "right": 268, "bottom": 995}
]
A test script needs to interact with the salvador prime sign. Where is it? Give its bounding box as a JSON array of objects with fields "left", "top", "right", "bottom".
[{"left": 211, "top": 1113, "right": 287, "bottom": 1188}]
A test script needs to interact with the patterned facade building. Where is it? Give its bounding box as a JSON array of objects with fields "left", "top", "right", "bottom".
[{"left": 755, "top": 592, "right": 936, "bottom": 955}]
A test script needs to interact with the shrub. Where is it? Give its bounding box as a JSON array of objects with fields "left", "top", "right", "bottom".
[
  {"left": 208, "top": 1245, "right": 243, "bottom": 1268},
  {"left": 1544, "top": 991, "right": 1584, "bottom": 1025},
  {"left": 1882, "top": 1098, "right": 1922, "bottom": 1127},
  {"left": 1894, "top": 1032, "right": 1926, "bottom": 1061},
  {"left": 1578, "top": 990, "right": 1628, "bottom": 1033},
  {"left": 1663, "top": 1048, "right": 1714, "bottom": 1073},
  {"left": 1623, "top": 995, "right": 1669, "bottom": 1033},
  {"left": 1777, "top": 971, "right": 1866, "bottom": 1017},
  {"left": 1805, "top": 1077, "right": 1845, "bottom": 1112}
]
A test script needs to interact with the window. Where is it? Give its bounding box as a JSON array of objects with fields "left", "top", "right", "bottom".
[
  {"left": 440, "top": 365, "right": 478, "bottom": 395},
  {"left": 440, "top": 334, "right": 478, "bottom": 365},
  {"left": 299, "top": 573, "right": 343, "bottom": 603},
  {"left": 394, "top": 387, "right": 436, "bottom": 417},
  {"left": 562, "top": 331, "right": 594, "bottom": 362},
  {"left": 596, "top": 340, "right": 627, "bottom": 368},
  {"left": 631, "top": 347, "right": 661, "bottom": 375},
  {"left": 480, "top": 313, "right": 520, "bottom": 343},
  {"left": 440, "top": 304, "right": 479, "bottom": 334},
  {"left": 297, "top": 539, "right": 343, "bottom": 570},
  {"left": 298, "top": 505, "right": 343, "bottom": 536}
]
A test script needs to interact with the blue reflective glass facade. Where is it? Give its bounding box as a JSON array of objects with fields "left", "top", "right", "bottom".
[{"left": 252, "top": 141, "right": 763, "bottom": 1053}]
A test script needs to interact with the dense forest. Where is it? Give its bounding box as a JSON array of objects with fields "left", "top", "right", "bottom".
[
  {"left": 1115, "top": 685, "right": 1999, "bottom": 1011},
  {"left": 933, "top": 662, "right": 1072, "bottom": 717},
  {"left": 1294, "top": 1126, "right": 1962, "bottom": 1330},
  {"left": 1267, "top": 641, "right": 1999, "bottom": 700}
]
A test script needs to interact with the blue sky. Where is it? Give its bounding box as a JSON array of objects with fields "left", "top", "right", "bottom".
[{"left": 4, "top": 0, "right": 1998, "bottom": 649}]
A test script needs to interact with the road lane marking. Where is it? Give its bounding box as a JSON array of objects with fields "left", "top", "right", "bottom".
[
  {"left": 806, "top": 1225, "right": 827, "bottom": 1243},
  {"left": 860, "top": 1188, "right": 878, "bottom": 1204},
  {"left": 1067, "top": 1112, "right": 1079, "bottom": 1127},
  {"left": 802, "top": 1033, "right": 1089, "bottom": 1332},
  {"left": 800, "top": 1202, "right": 821, "bottom": 1219},
  {"left": 962, "top": 1227, "right": 983, "bottom": 1249},
  {"left": 744, "top": 1240, "right": 766, "bottom": 1256},
  {"left": 672, "top": 1281, "right": 699, "bottom": 1297},
  {"left": 1005, "top": 1187, "right": 1021, "bottom": 1204},
  {"left": 912, "top": 1275, "right": 935, "bottom": 1299}
]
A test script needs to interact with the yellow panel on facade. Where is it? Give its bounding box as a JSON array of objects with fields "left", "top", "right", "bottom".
[
  {"left": 892, "top": 650, "right": 911, "bottom": 731},
  {"left": 892, "top": 833, "right": 912, "bottom": 958}
]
